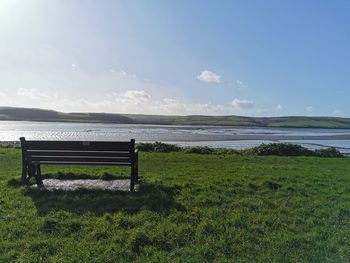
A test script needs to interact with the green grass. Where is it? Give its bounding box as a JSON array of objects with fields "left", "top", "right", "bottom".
[{"left": 1, "top": 147, "right": 350, "bottom": 262}]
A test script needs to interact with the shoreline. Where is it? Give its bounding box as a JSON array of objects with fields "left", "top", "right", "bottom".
[
  {"left": 2, "top": 139, "right": 349, "bottom": 155},
  {"left": 1, "top": 134, "right": 350, "bottom": 143}
]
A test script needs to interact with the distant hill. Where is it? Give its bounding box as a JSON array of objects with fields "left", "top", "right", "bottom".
[
  {"left": 0, "top": 107, "right": 134, "bottom": 124},
  {"left": 1, "top": 106, "right": 350, "bottom": 128}
]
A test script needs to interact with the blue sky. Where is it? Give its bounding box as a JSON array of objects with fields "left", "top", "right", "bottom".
[{"left": 0, "top": 0, "right": 349, "bottom": 116}]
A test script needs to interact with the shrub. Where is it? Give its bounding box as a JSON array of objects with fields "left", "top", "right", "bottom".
[
  {"left": 183, "top": 146, "right": 214, "bottom": 154},
  {"left": 137, "top": 142, "right": 181, "bottom": 153},
  {"left": 314, "top": 147, "right": 343, "bottom": 157},
  {"left": 136, "top": 142, "right": 156, "bottom": 152},
  {"left": 136, "top": 141, "right": 344, "bottom": 158},
  {"left": 250, "top": 143, "right": 314, "bottom": 156}
]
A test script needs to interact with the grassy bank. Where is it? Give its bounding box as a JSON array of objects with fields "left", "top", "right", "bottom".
[{"left": 1, "top": 147, "right": 350, "bottom": 262}]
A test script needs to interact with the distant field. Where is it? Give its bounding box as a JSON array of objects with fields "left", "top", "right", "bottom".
[
  {"left": 1, "top": 147, "right": 350, "bottom": 261},
  {"left": 2, "top": 106, "right": 350, "bottom": 128},
  {"left": 268, "top": 120, "right": 350, "bottom": 128}
]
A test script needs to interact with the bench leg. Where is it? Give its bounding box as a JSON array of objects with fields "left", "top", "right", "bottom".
[
  {"left": 135, "top": 153, "right": 139, "bottom": 183},
  {"left": 28, "top": 163, "right": 43, "bottom": 186},
  {"left": 21, "top": 161, "right": 28, "bottom": 184},
  {"left": 135, "top": 165, "right": 138, "bottom": 183},
  {"left": 34, "top": 163, "right": 43, "bottom": 186},
  {"left": 130, "top": 165, "right": 137, "bottom": 191},
  {"left": 28, "top": 163, "right": 36, "bottom": 183}
]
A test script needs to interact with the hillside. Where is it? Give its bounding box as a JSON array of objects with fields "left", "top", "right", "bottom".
[
  {"left": 0, "top": 107, "right": 134, "bottom": 124},
  {"left": 1, "top": 107, "right": 350, "bottom": 128}
]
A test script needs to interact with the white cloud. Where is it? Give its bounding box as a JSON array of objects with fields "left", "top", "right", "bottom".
[
  {"left": 118, "top": 70, "right": 127, "bottom": 76},
  {"left": 275, "top": 104, "right": 284, "bottom": 111},
  {"left": 332, "top": 110, "right": 345, "bottom": 116},
  {"left": 17, "top": 88, "right": 52, "bottom": 100},
  {"left": 228, "top": 80, "right": 246, "bottom": 90},
  {"left": 71, "top": 63, "right": 77, "bottom": 71},
  {"left": 163, "top": 98, "right": 177, "bottom": 104},
  {"left": 236, "top": 80, "right": 245, "bottom": 88},
  {"left": 306, "top": 106, "right": 315, "bottom": 112},
  {"left": 0, "top": 92, "right": 6, "bottom": 97},
  {"left": 197, "top": 70, "right": 221, "bottom": 83},
  {"left": 231, "top": 99, "right": 254, "bottom": 110},
  {"left": 103, "top": 90, "right": 152, "bottom": 113},
  {"left": 123, "top": 90, "right": 151, "bottom": 103},
  {"left": 46, "top": 90, "right": 257, "bottom": 115},
  {"left": 256, "top": 108, "right": 269, "bottom": 114},
  {"left": 114, "top": 70, "right": 138, "bottom": 80},
  {"left": 5, "top": 65, "right": 260, "bottom": 116}
]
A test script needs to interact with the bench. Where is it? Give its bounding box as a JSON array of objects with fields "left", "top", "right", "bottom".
[{"left": 19, "top": 137, "right": 139, "bottom": 191}]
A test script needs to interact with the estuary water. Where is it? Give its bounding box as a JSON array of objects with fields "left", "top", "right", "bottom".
[{"left": 1, "top": 121, "right": 350, "bottom": 155}]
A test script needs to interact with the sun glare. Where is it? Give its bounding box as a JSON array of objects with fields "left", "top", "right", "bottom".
[
  {"left": 0, "top": 0, "right": 13, "bottom": 8},
  {"left": 0, "top": 0, "right": 15, "bottom": 15}
]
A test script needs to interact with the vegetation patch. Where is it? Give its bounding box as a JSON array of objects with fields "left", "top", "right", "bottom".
[
  {"left": 138, "top": 142, "right": 343, "bottom": 157},
  {"left": 137, "top": 141, "right": 182, "bottom": 153}
]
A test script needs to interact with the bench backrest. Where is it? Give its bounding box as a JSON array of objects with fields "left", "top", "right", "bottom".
[{"left": 20, "top": 137, "right": 135, "bottom": 166}]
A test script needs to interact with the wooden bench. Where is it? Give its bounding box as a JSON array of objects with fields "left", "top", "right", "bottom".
[{"left": 19, "top": 137, "right": 139, "bottom": 191}]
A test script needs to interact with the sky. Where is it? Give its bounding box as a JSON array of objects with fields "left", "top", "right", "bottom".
[{"left": 0, "top": 0, "right": 350, "bottom": 117}]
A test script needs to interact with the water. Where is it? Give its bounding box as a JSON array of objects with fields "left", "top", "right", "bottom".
[{"left": 1, "top": 121, "right": 350, "bottom": 155}]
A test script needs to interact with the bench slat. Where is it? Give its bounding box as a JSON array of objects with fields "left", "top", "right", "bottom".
[
  {"left": 26, "top": 150, "right": 131, "bottom": 158},
  {"left": 28, "top": 156, "right": 131, "bottom": 163},
  {"left": 24, "top": 140, "right": 131, "bottom": 151},
  {"left": 35, "top": 161, "right": 131, "bottom": 166}
]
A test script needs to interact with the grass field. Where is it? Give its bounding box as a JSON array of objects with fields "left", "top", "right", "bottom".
[{"left": 1, "top": 147, "right": 350, "bottom": 262}]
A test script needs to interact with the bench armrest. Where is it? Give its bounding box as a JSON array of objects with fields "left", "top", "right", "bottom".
[{"left": 134, "top": 149, "right": 139, "bottom": 154}]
